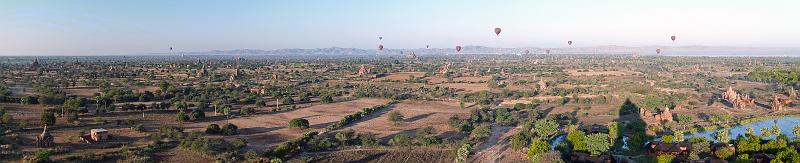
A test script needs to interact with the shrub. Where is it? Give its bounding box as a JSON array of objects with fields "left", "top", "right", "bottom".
[
  {"left": 206, "top": 124, "right": 221, "bottom": 134},
  {"left": 175, "top": 111, "right": 190, "bottom": 122},
  {"left": 335, "top": 130, "right": 355, "bottom": 145},
  {"left": 418, "top": 136, "right": 442, "bottom": 146},
  {"left": 388, "top": 111, "right": 404, "bottom": 123},
  {"left": 471, "top": 124, "right": 492, "bottom": 140},
  {"left": 455, "top": 144, "right": 471, "bottom": 163},
  {"left": 240, "top": 107, "right": 256, "bottom": 116},
  {"left": 288, "top": 118, "right": 309, "bottom": 129},
  {"left": 221, "top": 123, "right": 238, "bottom": 135},
  {"left": 388, "top": 134, "right": 413, "bottom": 147},
  {"left": 358, "top": 132, "right": 378, "bottom": 146},
  {"left": 132, "top": 124, "right": 146, "bottom": 132},
  {"left": 188, "top": 108, "right": 205, "bottom": 121}
]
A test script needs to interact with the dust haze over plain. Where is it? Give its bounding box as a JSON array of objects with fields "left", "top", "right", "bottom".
[{"left": 0, "top": 0, "right": 799, "bottom": 56}]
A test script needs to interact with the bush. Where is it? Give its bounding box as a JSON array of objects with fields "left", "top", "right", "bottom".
[
  {"left": 358, "top": 132, "right": 378, "bottom": 146},
  {"left": 288, "top": 118, "right": 309, "bottom": 129},
  {"left": 240, "top": 107, "right": 256, "bottom": 116},
  {"left": 206, "top": 124, "right": 221, "bottom": 134},
  {"left": 40, "top": 112, "right": 56, "bottom": 126},
  {"left": 388, "top": 134, "right": 413, "bottom": 147},
  {"left": 471, "top": 124, "right": 492, "bottom": 140},
  {"left": 418, "top": 136, "right": 442, "bottom": 146},
  {"left": 188, "top": 108, "right": 205, "bottom": 121},
  {"left": 132, "top": 124, "right": 146, "bottom": 132},
  {"left": 388, "top": 111, "right": 404, "bottom": 123},
  {"left": 221, "top": 123, "right": 238, "bottom": 135},
  {"left": 335, "top": 130, "right": 355, "bottom": 145},
  {"left": 175, "top": 111, "right": 190, "bottom": 122}
]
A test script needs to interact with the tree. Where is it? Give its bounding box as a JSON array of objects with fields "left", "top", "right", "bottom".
[
  {"left": 471, "top": 124, "right": 492, "bottom": 140},
  {"left": 288, "top": 118, "right": 309, "bottom": 129},
  {"left": 527, "top": 139, "right": 551, "bottom": 162},
  {"left": 674, "top": 131, "right": 685, "bottom": 142},
  {"left": 221, "top": 123, "right": 238, "bottom": 135},
  {"left": 715, "top": 147, "right": 734, "bottom": 160},
  {"left": 662, "top": 135, "right": 675, "bottom": 143},
  {"left": 656, "top": 154, "right": 675, "bottom": 163},
  {"left": 794, "top": 125, "right": 800, "bottom": 138},
  {"left": 533, "top": 119, "right": 558, "bottom": 139},
  {"left": 607, "top": 122, "right": 619, "bottom": 145},
  {"left": 206, "top": 124, "right": 221, "bottom": 134},
  {"left": 40, "top": 112, "right": 56, "bottom": 126},
  {"left": 388, "top": 111, "right": 404, "bottom": 123},
  {"left": 455, "top": 144, "right": 472, "bottom": 163},
  {"left": 716, "top": 129, "right": 730, "bottom": 143},
  {"left": 585, "top": 133, "right": 611, "bottom": 156},
  {"left": 510, "top": 132, "right": 531, "bottom": 150},
  {"left": 567, "top": 130, "right": 587, "bottom": 152}
]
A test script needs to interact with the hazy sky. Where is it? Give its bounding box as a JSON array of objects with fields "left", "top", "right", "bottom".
[{"left": 1, "top": 0, "right": 799, "bottom": 55}]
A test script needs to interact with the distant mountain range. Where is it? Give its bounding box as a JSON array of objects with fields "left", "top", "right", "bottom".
[{"left": 149, "top": 46, "right": 800, "bottom": 57}]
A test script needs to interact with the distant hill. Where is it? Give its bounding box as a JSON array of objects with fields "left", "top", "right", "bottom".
[{"left": 148, "top": 46, "right": 800, "bottom": 57}]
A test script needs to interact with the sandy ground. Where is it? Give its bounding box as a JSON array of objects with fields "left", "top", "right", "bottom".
[
  {"left": 337, "top": 100, "right": 471, "bottom": 142},
  {"left": 183, "top": 98, "right": 392, "bottom": 151}
]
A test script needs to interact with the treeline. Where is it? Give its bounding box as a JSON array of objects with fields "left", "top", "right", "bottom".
[{"left": 747, "top": 67, "right": 800, "bottom": 85}]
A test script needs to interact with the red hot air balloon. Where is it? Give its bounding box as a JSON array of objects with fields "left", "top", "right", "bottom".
[
  {"left": 670, "top": 36, "right": 676, "bottom": 42},
  {"left": 378, "top": 44, "right": 384, "bottom": 51},
  {"left": 567, "top": 41, "right": 573, "bottom": 46},
  {"left": 656, "top": 48, "right": 662, "bottom": 54},
  {"left": 494, "top": 27, "right": 501, "bottom": 35},
  {"left": 455, "top": 46, "right": 462, "bottom": 52}
]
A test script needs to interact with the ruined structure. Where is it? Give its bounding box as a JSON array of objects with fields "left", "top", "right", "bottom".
[
  {"left": 538, "top": 80, "right": 547, "bottom": 90},
  {"left": 406, "top": 51, "right": 417, "bottom": 59},
  {"left": 30, "top": 58, "right": 40, "bottom": 70},
  {"left": 34, "top": 125, "right": 54, "bottom": 148},
  {"left": 639, "top": 106, "right": 674, "bottom": 125},
  {"left": 356, "top": 64, "right": 371, "bottom": 76},
  {"left": 770, "top": 95, "right": 793, "bottom": 112},
  {"left": 722, "top": 86, "right": 754, "bottom": 108},
  {"left": 197, "top": 65, "right": 208, "bottom": 77},
  {"left": 437, "top": 64, "right": 450, "bottom": 75}
]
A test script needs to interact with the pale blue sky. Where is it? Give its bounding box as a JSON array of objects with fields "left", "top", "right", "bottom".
[{"left": 1, "top": 0, "right": 798, "bottom": 55}]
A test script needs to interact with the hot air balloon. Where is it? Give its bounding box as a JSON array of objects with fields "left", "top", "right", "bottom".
[
  {"left": 656, "top": 48, "right": 662, "bottom": 54},
  {"left": 426, "top": 45, "right": 430, "bottom": 49},
  {"left": 455, "top": 46, "right": 462, "bottom": 52},
  {"left": 568, "top": 41, "right": 573, "bottom": 46},
  {"left": 378, "top": 36, "right": 383, "bottom": 40},
  {"left": 494, "top": 27, "right": 501, "bottom": 35},
  {"left": 670, "top": 36, "right": 676, "bottom": 42},
  {"left": 524, "top": 50, "right": 530, "bottom": 55},
  {"left": 170, "top": 47, "right": 173, "bottom": 51},
  {"left": 546, "top": 50, "right": 551, "bottom": 54},
  {"left": 378, "top": 44, "right": 384, "bottom": 51}
]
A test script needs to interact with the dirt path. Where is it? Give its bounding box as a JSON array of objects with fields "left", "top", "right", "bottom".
[{"left": 470, "top": 124, "right": 519, "bottom": 163}]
